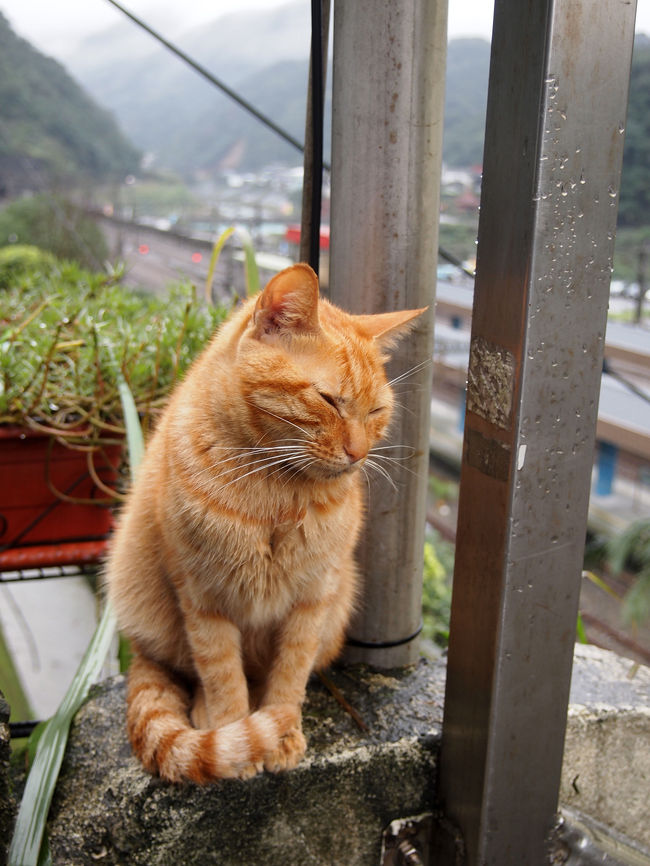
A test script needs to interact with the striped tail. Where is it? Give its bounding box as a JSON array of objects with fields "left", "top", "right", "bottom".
[{"left": 126, "top": 652, "right": 301, "bottom": 783}]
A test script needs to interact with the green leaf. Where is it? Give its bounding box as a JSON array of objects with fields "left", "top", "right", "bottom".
[
  {"left": 238, "top": 227, "right": 260, "bottom": 297},
  {"left": 576, "top": 612, "right": 588, "bottom": 645},
  {"left": 8, "top": 603, "right": 117, "bottom": 866},
  {"left": 0, "top": 616, "right": 33, "bottom": 724},
  {"left": 117, "top": 372, "right": 145, "bottom": 478},
  {"left": 204, "top": 226, "right": 235, "bottom": 305},
  {"left": 118, "top": 634, "right": 133, "bottom": 674},
  {"left": 9, "top": 378, "right": 145, "bottom": 865},
  {"left": 582, "top": 569, "right": 622, "bottom": 601}
]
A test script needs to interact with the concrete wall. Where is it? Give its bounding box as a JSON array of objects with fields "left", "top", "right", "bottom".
[
  {"left": 2, "top": 646, "right": 649, "bottom": 864},
  {"left": 560, "top": 644, "right": 650, "bottom": 850}
]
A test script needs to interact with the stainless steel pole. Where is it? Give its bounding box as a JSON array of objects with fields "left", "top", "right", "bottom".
[
  {"left": 329, "top": 0, "right": 447, "bottom": 667},
  {"left": 438, "top": 1, "right": 637, "bottom": 863}
]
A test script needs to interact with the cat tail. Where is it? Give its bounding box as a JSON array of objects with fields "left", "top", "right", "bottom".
[{"left": 126, "top": 652, "right": 300, "bottom": 783}]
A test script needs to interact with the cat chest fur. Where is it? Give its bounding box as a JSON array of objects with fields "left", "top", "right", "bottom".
[{"left": 172, "top": 487, "right": 359, "bottom": 627}]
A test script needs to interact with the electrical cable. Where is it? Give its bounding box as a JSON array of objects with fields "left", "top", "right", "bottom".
[
  {"left": 102, "top": 0, "right": 317, "bottom": 166},
  {"left": 602, "top": 357, "right": 650, "bottom": 405},
  {"left": 102, "top": 0, "right": 474, "bottom": 279},
  {"left": 308, "top": 0, "right": 325, "bottom": 275}
]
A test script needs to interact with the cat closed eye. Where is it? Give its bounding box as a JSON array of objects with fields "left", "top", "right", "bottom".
[{"left": 318, "top": 391, "right": 339, "bottom": 410}]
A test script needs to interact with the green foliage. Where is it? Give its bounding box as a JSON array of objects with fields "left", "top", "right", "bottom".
[
  {"left": 112, "top": 176, "right": 198, "bottom": 220},
  {"left": 0, "top": 12, "right": 139, "bottom": 194},
  {"left": 438, "top": 220, "right": 479, "bottom": 268},
  {"left": 0, "top": 257, "right": 228, "bottom": 455},
  {"left": 0, "top": 195, "right": 108, "bottom": 270},
  {"left": 619, "top": 39, "right": 650, "bottom": 227},
  {"left": 422, "top": 530, "right": 455, "bottom": 647},
  {"left": 611, "top": 224, "right": 650, "bottom": 283},
  {"left": 0, "top": 617, "right": 33, "bottom": 725},
  {"left": 607, "top": 519, "right": 650, "bottom": 627},
  {"left": 8, "top": 378, "right": 146, "bottom": 866},
  {"left": 0, "top": 244, "right": 57, "bottom": 288},
  {"left": 8, "top": 599, "right": 118, "bottom": 866}
]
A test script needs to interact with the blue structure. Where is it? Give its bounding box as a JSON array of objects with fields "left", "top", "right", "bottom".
[{"left": 595, "top": 441, "right": 619, "bottom": 497}]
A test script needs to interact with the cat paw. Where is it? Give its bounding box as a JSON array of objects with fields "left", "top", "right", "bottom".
[
  {"left": 263, "top": 727, "right": 307, "bottom": 773},
  {"left": 235, "top": 760, "right": 265, "bottom": 780}
]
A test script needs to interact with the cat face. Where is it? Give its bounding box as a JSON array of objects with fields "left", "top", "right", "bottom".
[{"left": 234, "top": 264, "right": 425, "bottom": 482}]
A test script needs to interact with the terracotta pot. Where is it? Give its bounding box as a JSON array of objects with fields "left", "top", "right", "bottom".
[{"left": 0, "top": 426, "right": 123, "bottom": 570}]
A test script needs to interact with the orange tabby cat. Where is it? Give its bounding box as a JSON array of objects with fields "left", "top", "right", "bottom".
[{"left": 105, "top": 263, "right": 424, "bottom": 783}]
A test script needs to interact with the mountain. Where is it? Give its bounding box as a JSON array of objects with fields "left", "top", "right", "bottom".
[
  {"left": 64, "top": 1, "right": 314, "bottom": 174},
  {"left": 443, "top": 39, "right": 490, "bottom": 168},
  {"left": 61, "top": 4, "right": 489, "bottom": 176},
  {"left": 0, "top": 12, "right": 140, "bottom": 197}
]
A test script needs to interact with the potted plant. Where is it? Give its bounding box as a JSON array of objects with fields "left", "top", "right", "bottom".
[{"left": 0, "top": 246, "right": 227, "bottom": 570}]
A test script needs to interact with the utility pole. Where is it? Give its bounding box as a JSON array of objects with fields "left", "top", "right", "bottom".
[{"left": 329, "top": 0, "right": 447, "bottom": 667}]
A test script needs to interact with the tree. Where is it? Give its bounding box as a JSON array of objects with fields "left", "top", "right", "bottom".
[
  {"left": 618, "top": 37, "right": 650, "bottom": 227},
  {"left": 0, "top": 195, "right": 108, "bottom": 269}
]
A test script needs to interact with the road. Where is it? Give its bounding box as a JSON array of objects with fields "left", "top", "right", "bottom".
[{"left": 96, "top": 215, "right": 235, "bottom": 300}]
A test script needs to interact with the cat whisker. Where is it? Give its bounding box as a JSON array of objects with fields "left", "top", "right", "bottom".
[
  {"left": 279, "top": 457, "right": 318, "bottom": 488},
  {"left": 371, "top": 444, "right": 416, "bottom": 455},
  {"left": 386, "top": 357, "right": 432, "bottom": 388},
  {"left": 368, "top": 453, "right": 421, "bottom": 478},
  {"left": 209, "top": 449, "right": 309, "bottom": 484},
  {"left": 360, "top": 463, "right": 375, "bottom": 497},
  {"left": 245, "top": 402, "right": 315, "bottom": 440},
  {"left": 190, "top": 446, "right": 308, "bottom": 482},
  {"left": 215, "top": 454, "right": 306, "bottom": 491},
  {"left": 369, "top": 448, "right": 415, "bottom": 462},
  {"left": 363, "top": 458, "right": 399, "bottom": 492},
  {"left": 387, "top": 398, "right": 416, "bottom": 419},
  {"left": 209, "top": 440, "right": 308, "bottom": 455}
]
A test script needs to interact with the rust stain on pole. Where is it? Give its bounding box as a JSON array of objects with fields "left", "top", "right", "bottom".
[{"left": 467, "top": 336, "right": 515, "bottom": 429}]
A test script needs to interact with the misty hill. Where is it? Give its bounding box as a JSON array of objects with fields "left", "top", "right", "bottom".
[
  {"left": 62, "top": 4, "right": 490, "bottom": 176},
  {"left": 64, "top": 1, "right": 315, "bottom": 174},
  {"left": 0, "top": 12, "right": 140, "bottom": 197}
]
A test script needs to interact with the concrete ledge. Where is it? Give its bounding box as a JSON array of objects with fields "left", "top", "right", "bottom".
[
  {"left": 46, "top": 660, "right": 447, "bottom": 865},
  {"left": 560, "top": 644, "right": 650, "bottom": 851},
  {"left": 6, "top": 646, "right": 648, "bottom": 864}
]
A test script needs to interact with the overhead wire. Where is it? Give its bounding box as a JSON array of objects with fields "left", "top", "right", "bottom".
[
  {"left": 602, "top": 358, "right": 650, "bottom": 406},
  {"left": 307, "top": 0, "right": 325, "bottom": 275},
  {"left": 101, "top": 0, "right": 473, "bottom": 278},
  {"left": 103, "top": 0, "right": 318, "bottom": 166}
]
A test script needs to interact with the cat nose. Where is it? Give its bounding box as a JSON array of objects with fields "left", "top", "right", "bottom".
[
  {"left": 344, "top": 445, "right": 366, "bottom": 464},
  {"left": 343, "top": 424, "right": 368, "bottom": 464}
]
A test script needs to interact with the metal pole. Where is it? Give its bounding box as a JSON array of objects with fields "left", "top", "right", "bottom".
[
  {"left": 329, "top": 0, "right": 447, "bottom": 667},
  {"left": 438, "top": 1, "right": 637, "bottom": 863},
  {"left": 300, "top": 0, "right": 331, "bottom": 271}
]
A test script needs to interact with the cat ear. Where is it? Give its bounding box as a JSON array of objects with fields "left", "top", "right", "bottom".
[
  {"left": 353, "top": 306, "right": 428, "bottom": 350},
  {"left": 253, "top": 263, "right": 320, "bottom": 340}
]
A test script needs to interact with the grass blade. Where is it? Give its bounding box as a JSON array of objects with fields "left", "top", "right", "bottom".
[
  {"left": 8, "top": 603, "right": 117, "bottom": 866},
  {"left": 204, "top": 226, "right": 235, "bottom": 305},
  {"left": 582, "top": 569, "right": 622, "bottom": 601},
  {"left": 117, "top": 372, "right": 145, "bottom": 477},
  {"left": 9, "top": 378, "right": 144, "bottom": 866},
  {"left": 238, "top": 227, "right": 260, "bottom": 297},
  {"left": 576, "top": 612, "right": 588, "bottom": 644}
]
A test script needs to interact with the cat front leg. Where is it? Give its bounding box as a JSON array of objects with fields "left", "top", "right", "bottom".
[
  {"left": 260, "top": 596, "right": 331, "bottom": 771},
  {"left": 182, "top": 603, "right": 250, "bottom": 729}
]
